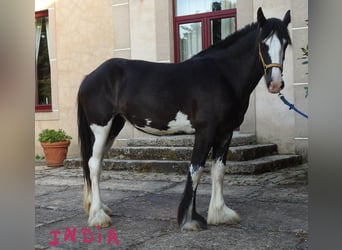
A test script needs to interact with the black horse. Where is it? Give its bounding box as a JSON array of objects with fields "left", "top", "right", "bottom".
[{"left": 77, "top": 7, "right": 291, "bottom": 231}]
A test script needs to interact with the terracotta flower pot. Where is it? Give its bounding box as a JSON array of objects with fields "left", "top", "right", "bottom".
[{"left": 41, "top": 141, "right": 71, "bottom": 167}]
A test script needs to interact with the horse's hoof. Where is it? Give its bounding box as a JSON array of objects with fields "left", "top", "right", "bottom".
[
  {"left": 180, "top": 219, "right": 207, "bottom": 232},
  {"left": 88, "top": 209, "right": 112, "bottom": 228},
  {"left": 207, "top": 205, "right": 240, "bottom": 225}
]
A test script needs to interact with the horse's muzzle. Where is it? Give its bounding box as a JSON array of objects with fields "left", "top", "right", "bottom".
[{"left": 268, "top": 80, "right": 284, "bottom": 94}]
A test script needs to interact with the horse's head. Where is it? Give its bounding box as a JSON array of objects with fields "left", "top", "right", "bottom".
[{"left": 257, "top": 7, "right": 291, "bottom": 94}]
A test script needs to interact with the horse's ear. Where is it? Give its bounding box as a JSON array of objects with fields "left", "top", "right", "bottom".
[
  {"left": 283, "top": 10, "right": 291, "bottom": 26},
  {"left": 257, "top": 7, "right": 266, "bottom": 27}
]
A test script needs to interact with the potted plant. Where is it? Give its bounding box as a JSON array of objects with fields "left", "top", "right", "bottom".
[{"left": 38, "top": 129, "right": 72, "bottom": 167}]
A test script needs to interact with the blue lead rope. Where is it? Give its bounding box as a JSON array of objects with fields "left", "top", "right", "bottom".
[{"left": 278, "top": 93, "right": 308, "bottom": 119}]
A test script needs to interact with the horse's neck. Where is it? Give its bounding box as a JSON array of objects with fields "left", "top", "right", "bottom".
[
  {"left": 238, "top": 48, "right": 264, "bottom": 99},
  {"left": 218, "top": 39, "right": 264, "bottom": 102}
]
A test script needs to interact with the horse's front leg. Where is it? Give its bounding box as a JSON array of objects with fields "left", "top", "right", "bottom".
[
  {"left": 177, "top": 133, "right": 212, "bottom": 231},
  {"left": 207, "top": 132, "right": 240, "bottom": 225},
  {"left": 207, "top": 159, "right": 240, "bottom": 225}
]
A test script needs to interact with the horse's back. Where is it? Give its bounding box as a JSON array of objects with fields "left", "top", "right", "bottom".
[{"left": 78, "top": 56, "right": 244, "bottom": 131}]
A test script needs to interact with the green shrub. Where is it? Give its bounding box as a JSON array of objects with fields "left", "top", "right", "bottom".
[{"left": 38, "top": 129, "right": 72, "bottom": 143}]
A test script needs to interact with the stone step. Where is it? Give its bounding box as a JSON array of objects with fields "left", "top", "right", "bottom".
[
  {"left": 225, "top": 154, "right": 303, "bottom": 174},
  {"left": 125, "top": 132, "right": 256, "bottom": 147},
  {"left": 64, "top": 154, "right": 302, "bottom": 175},
  {"left": 106, "top": 143, "right": 277, "bottom": 162}
]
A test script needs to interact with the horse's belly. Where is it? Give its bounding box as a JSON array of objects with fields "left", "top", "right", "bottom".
[{"left": 133, "top": 111, "right": 195, "bottom": 136}]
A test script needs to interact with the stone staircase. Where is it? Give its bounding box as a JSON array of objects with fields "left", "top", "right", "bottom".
[{"left": 65, "top": 132, "right": 302, "bottom": 174}]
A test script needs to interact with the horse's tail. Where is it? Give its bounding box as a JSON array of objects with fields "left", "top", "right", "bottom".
[{"left": 77, "top": 90, "right": 92, "bottom": 189}]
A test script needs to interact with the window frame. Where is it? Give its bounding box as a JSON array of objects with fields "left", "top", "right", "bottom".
[
  {"left": 35, "top": 10, "right": 52, "bottom": 112},
  {"left": 173, "top": 2, "right": 236, "bottom": 63}
]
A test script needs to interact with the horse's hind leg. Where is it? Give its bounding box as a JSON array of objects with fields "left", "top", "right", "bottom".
[
  {"left": 86, "top": 119, "right": 112, "bottom": 227},
  {"left": 100, "top": 115, "right": 125, "bottom": 215},
  {"left": 207, "top": 132, "right": 240, "bottom": 225},
  {"left": 85, "top": 115, "right": 125, "bottom": 227}
]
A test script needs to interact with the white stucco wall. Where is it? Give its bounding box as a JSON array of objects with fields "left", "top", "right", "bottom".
[{"left": 35, "top": 0, "right": 115, "bottom": 157}]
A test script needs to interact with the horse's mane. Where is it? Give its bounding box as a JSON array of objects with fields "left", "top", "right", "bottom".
[
  {"left": 193, "top": 22, "right": 259, "bottom": 58},
  {"left": 192, "top": 18, "right": 291, "bottom": 59}
]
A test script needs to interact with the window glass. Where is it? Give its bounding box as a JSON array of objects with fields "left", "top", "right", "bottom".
[
  {"left": 175, "top": 0, "right": 236, "bottom": 16},
  {"left": 179, "top": 22, "right": 202, "bottom": 61},
  {"left": 174, "top": 1, "right": 236, "bottom": 62},
  {"left": 35, "top": 15, "right": 51, "bottom": 106},
  {"left": 211, "top": 17, "right": 235, "bottom": 44}
]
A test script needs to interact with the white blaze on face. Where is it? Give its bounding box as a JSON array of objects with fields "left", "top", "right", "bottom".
[{"left": 264, "top": 33, "right": 284, "bottom": 93}]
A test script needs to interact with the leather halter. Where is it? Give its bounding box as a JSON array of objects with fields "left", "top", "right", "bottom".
[{"left": 258, "top": 44, "right": 283, "bottom": 76}]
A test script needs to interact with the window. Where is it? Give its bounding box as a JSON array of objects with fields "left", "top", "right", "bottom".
[
  {"left": 35, "top": 10, "right": 52, "bottom": 112},
  {"left": 173, "top": 0, "right": 236, "bottom": 62}
]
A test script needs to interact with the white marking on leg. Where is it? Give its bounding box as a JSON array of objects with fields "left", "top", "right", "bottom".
[
  {"left": 180, "top": 164, "right": 205, "bottom": 231},
  {"left": 190, "top": 164, "right": 203, "bottom": 190},
  {"left": 207, "top": 159, "right": 240, "bottom": 225},
  {"left": 87, "top": 119, "right": 113, "bottom": 227},
  {"left": 83, "top": 179, "right": 92, "bottom": 215}
]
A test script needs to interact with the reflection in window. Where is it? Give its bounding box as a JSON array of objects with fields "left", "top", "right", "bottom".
[
  {"left": 179, "top": 22, "right": 202, "bottom": 61},
  {"left": 174, "top": 0, "right": 236, "bottom": 62},
  {"left": 35, "top": 14, "right": 52, "bottom": 107},
  {"left": 211, "top": 17, "right": 235, "bottom": 44}
]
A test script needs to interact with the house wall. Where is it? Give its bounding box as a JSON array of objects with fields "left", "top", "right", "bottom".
[
  {"left": 35, "top": 0, "right": 308, "bottom": 160},
  {"left": 35, "top": 0, "right": 115, "bottom": 157},
  {"left": 111, "top": 0, "right": 174, "bottom": 145},
  {"left": 291, "top": 0, "right": 309, "bottom": 160}
]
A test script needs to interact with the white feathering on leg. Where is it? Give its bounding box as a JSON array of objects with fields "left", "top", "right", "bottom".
[
  {"left": 207, "top": 160, "right": 240, "bottom": 225},
  {"left": 83, "top": 180, "right": 92, "bottom": 215},
  {"left": 87, "top": 119, "right": 113, "bottom": 227}
]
